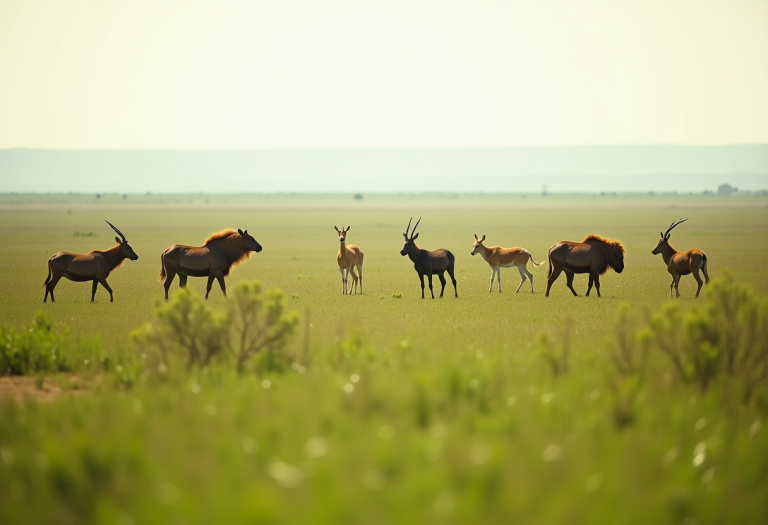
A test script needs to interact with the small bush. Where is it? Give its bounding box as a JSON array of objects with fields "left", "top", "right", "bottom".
[
  {"left": 609, "top": 274, "right": 768, "bottom": 406},
  {"left": 134, "top": 282, "right": 299, "bottom": 373},
  {"left": 0, "top": 312, "right": 101, "bottom": 375}
]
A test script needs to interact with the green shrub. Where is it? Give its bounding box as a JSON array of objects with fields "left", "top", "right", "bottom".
[
  {"left": 134, "top": 282, "right": 299, "bottom": 373},
  {"left": 644, "top": 274, "right": 768, "bottom": 401},
  {"left": 0, "top": 312, "right": 101, "bottom": 375}
]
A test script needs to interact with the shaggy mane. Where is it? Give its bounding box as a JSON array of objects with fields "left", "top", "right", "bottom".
[
  {"left": 582, "top": 234, "right": 626, "bottom": 256},
  {"left": 203, "top": 229, "right": 251, "bottom": 275},
  {"left": 582, "top": 233, "right": 626, "bottom": 274}
]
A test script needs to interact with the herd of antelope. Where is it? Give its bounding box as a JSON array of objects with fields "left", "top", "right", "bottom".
[{"left": 42, "top": 217, "right": 710, "bottom": 302}]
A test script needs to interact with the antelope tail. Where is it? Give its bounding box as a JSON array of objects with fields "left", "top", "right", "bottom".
[
  {"left": 702, "top": 254, "right": 710, "bottom": 284},
  {"left": 528, "top": 251, "right": 541, "bottom": 267},
  {"left": 547, "top": 252, "right": 553, "bottom": 278},
  {"left": 43, "top": 261, "right": 52, "bottom": 287},
  {"left": 158, "top": 253, "right": 166, "bottom": 281}
]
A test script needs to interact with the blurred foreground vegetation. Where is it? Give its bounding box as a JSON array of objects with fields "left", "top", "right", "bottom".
[{"left": 1, "top": 276, "right": 766, "bottom": 524}]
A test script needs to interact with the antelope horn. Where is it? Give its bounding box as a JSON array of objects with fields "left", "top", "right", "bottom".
[
  {"left": 664, "top": 217, "right": 689, "bottom": 237},
  {"left": 105, "top": 220, "right": 126, "bottom": 241},
  {"left": 411, "top": 216, "right": 421, "bottom": 238},
  {"left": 405, "top": 217, "right": 413, "bottom": 237}
]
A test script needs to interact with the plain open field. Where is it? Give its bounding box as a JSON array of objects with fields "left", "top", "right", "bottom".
[{"left": 1, "top": 193, "right": 767, "bottom": 524}]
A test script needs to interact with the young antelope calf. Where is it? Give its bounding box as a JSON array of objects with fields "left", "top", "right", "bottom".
[{"left": 471, "top": 234, "right": 541, "bottom": 293}]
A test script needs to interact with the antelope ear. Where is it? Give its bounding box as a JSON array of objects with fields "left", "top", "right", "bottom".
[
  {"left": 403, "top": 232, "right": 407, "bottom": 238},
  {"left": 115, "top": 236, "right": 121, "bottom": 244},
  {"left": 481, "top": 235, "right": 486, "bottom": 242},
  {"left": 665, "top": 233, "right": 670, "bottom": 240},
  {"left": 660, "top": 231, "right": 663, "bottom": 238},
  {"left": 346, "top": 226, "right": 351, "bottom": 232},
  {"left": 412, "top": 232, "right": 419, "bottom": 240},
  {"left": 334, "top": 226, "right": 339, "bottom": 232},
  {"left": 238, "top": 229, "right": 244, "bottom": 235},
  {"left": 474, "top": 234, "right": 478, "bottom": 240}
]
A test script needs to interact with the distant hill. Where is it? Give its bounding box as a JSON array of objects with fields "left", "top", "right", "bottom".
[{"left": 1, "top": 146, "right": 766, "bottom": 193}]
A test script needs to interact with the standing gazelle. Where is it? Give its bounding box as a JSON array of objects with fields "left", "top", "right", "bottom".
[
  {"left": 471, "top": 235, "right": 541, "bottom": 293},
  {"left": 335, "top": 226, "right": 364, "bottom": 294},
  {"left": 652, "top": 218, "right": 710, "bottom": 298}
]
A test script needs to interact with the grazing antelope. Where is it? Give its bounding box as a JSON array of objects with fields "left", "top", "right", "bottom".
[
  {"left": 43, "top": 220, "right": 139, "bottom": 303},
  {"left": 400, "top": 217, "right": 458, "bottom": 299},
  {"left": 159, "top": 228, "right": 262, "bottom": 300},
  {"left": 471, "top": 234, "right": 541, "bottom": 293},
  {"left": 334, "top": 226, "right": 364, "bottom": 295},
  {"left": 546, "top": 234, "right": 625, "bottom": 297},
  {"left": 652, "top": 218, "right": 709, "bottom": 298}
]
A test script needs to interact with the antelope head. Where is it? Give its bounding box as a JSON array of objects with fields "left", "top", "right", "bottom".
[
  {"left": 400, "top": 217, "right": 421, "bottom": 256},
  {"left": 471, "top": 234, "right": 486, "bottom": 256},
  {"left": 652, "top": 218, "right": 688, "bottom": 255},
  {"left": 334, "top": 225, "right": 351, "bottom": 243},
  {"left": 238, "top": 229, "right": 263, "bottom": 253},
  {"left": 105, "top": 220, "right": 139, "bottom": 260}
]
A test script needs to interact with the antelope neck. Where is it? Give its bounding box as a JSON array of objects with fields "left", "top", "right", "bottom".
[
  {"left": 659, "top": 242, "right": 677, "bottom": 265},
  {"left": 407, "top": 242, "right": 422, "bottom": 263},
  {"left": 102, "top": 245, "right": 126, "bottom": 270}
]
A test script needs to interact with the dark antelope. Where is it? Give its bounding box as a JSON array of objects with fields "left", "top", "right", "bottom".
[
  {"left": 43, "top": 220, "right": 139, "bottom": 303},
  {"left": 400, "top": 217, "right": 458, "bottom": 299},
  {"left": 545, "top": 234, "right": 625, "bottom": 297},
  {"left": 471, "top": 234, "right": 541, "bottom": 293},
  {"left": 652, "top": 218, "right": 709, "bottom": 298},
  {"left": 335, "top": 226, "right": 364, "bottom": 295},
  {"left": 159, "top": 228, "right": 262, "bottom": 300}
]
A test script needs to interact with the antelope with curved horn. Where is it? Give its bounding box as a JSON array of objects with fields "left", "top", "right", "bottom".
[
  {"left": 652, "top": 218, "right": 709, "bottom": 298},
  {"left": 335, "top": 226, "right": 364, "bottom": 294},
  {"left": 43, "top": 220, "right": 139, "bottom": 303},
  {"left": 159, "top": 228, "right": 262, "bottom": 300},
  {"left": 471, "top": 234, "right": 541, "bottom": 293},
  {"left": 400, "top": 217, "right": 458, "bottom": 299}
]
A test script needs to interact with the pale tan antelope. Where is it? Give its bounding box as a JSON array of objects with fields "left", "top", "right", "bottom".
[
  {"left": 43, "top": 221, "right": 139, "bottom": 303},
  {"left": 335, "top": 226, "right": 364, "bottom": 295},
  {"left": 652, "top": 218, "right": 709, "bottom": 298},
  {"left": 471, "top": 234, "right": 541, "bottom": 293}
]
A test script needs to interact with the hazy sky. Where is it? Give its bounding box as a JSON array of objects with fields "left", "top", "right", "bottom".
[{"left": 1, "top": 0, "right": 767, "bottom": 149}]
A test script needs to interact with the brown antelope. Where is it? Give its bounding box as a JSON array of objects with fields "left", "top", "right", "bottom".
[
  {"left": 334, "top": 226, "right": 364, "bottom": 295},
  {"left": 652, "top": 218, "right": 709, "bottom": 298},
  {"left": 159, "top": 228, "right": 262, "bottom": 300},
  {"left": 546, "top": 234, "right": 625, "bottom": 297},
  {"left": 471, "top": 234, "right": 541, "bottom": 293},
  {"left": 43, "top": 221, "right": 139, "bottom": 303},
  {"left": 400, "top": 217, "right": 458, "bottom": 299}
]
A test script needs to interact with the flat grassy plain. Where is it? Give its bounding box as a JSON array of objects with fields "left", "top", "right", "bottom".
[{"left": 1, "top": 193, "right": 767, "bottom": 524}]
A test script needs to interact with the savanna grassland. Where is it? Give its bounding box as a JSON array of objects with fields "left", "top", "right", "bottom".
[{"left": 0, "top": 192, "right": 767, "bottom": 525}]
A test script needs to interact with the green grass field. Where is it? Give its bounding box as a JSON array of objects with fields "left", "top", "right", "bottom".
[{"left": 1, "top": 193, "right": 767, "bottom": 524}]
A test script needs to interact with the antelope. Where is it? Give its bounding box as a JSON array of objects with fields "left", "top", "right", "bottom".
[
  {"left": 334, "top": 226, "right": 364, "bottom": 295},
  {"left": 400, "top": 217, "right": 458, "bottom": 299},
  {"left": 471, "top": 234, "right": 541, "bottom": 293},
  {"left": 159, "top": 228, "right": 262, "bottom": 300},
  {"left": 652, "top": 218, "right": 709, "bottom": 298},
  {"left": 546, "top": 234, "right": 626, "bottom": 297},
  {"left": 43, "top": 220, "right": 139, "bottom": 303}
]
